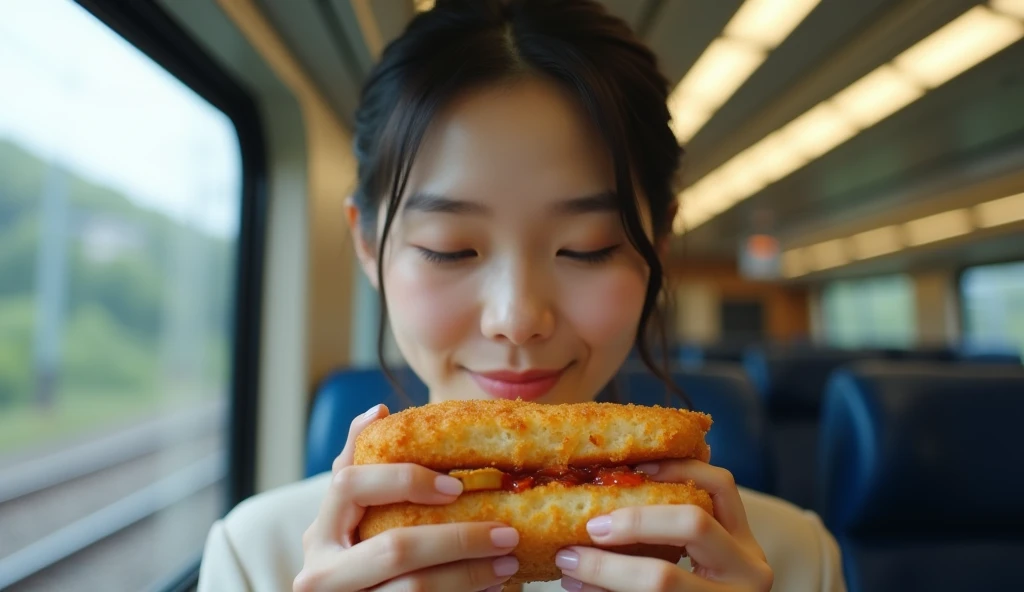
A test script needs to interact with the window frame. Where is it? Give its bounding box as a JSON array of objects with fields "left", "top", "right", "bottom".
[{"left": 71, "top": 0, "right": 267, "bottom": 587}]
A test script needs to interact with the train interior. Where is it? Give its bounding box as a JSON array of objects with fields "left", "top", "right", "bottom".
[{"left": 1, "top": 0, "right": 1023, "bottom": 590}]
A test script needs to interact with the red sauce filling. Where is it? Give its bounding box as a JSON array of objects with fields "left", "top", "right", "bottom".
[{"left": 500, "top": 466, "right": 648, "bottom": 492}]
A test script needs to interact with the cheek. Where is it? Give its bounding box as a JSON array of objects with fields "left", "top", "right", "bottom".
[
  {"left": 561, "top": 263, "right": 647, "bottom": 348},
  {"left": 384, "top": 255, "right": 477, "bottom": 353}
]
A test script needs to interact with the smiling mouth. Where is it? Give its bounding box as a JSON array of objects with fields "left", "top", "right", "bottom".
[{"left": 467, "top": 366, "right": 570, "bottom": 401}]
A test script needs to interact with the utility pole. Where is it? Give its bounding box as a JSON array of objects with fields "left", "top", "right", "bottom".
[{"left": 32, "top": 164, "right": 69, "bottom": 410}]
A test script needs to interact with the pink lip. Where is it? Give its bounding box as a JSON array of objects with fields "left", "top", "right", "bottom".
[{"left": 469, "top": 367, "right": 567, "bottom": 401}]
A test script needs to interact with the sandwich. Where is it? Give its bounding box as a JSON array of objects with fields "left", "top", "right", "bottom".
[{"left": 354, "top": 399, "right": 714, "bottom": 584}]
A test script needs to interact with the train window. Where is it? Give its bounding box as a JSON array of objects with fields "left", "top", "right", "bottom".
[
  {"left": 0, "top": 0, "right": 240, "bottom": 589},
  {"left": 960, "top": 261, "right": 1024, "bottom": 355},
  {"left": 821, "top": 274, "right": 916, "bottom": 348}
]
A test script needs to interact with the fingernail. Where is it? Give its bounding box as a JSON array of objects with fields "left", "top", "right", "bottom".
[
  {"left": 636, "top": 463, "right": 660, "bottom": 475},
  {"left": 561, "top": 575, "right": 584, "bottom": 591},
  {"left": 434, "top": 475, "right": 463, "bottom": 496},
  {"left": 360, "top": 404, "right": 382, "bottom": 420},
  {"left": 555, "top": 549, "right": 579, "bottom": 571},
  {"left": 490, "top": 527, "right": 519, "bottom": 548},
  {"left": 586, "top": 515, "right": 612, "bottom": 537},
  {"left": 493, "top": 556, "right": 519, "bottom": 577}
]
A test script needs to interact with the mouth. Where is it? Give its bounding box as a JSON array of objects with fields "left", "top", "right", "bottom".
[{"left": 467, "top": 366, "right": 570, "bottom": 402}]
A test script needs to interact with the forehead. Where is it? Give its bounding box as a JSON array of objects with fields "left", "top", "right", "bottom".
[{"left": 407, "top": 77, "right": 614, "bottom": 202}]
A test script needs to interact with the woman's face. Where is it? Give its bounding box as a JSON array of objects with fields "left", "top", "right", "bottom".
[{"left": 352, "top": 78, "right": 653, "bottom": 404}]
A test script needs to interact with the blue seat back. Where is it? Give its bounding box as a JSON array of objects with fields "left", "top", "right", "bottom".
[
  {"left": 614, "top": 363, "right": 771, "bottom": 492},
  {"left": 677, "top": 342, "right": 750, "bottom": 366},
  {"left": 743, "top": 346, "right": 887, "bottom": 508},
  {"left": 305, "top": 367, "right": 427, "bottom": 478},
  {"left": 955, "top": 344, "right": 1021, "bottom": 365},
  {"left": 743, "top": 346, "right": 888, "bottom": 417},
  {"left": 819, "top": 361, "right": 1024, "bottom": 592},
  {"left": 882, "top": 345, "right": 1022, "bottom": 365},
  {"left": 306, "top": 364, "right": 772, "bottom": 493},
  {"left": 879, "top": 347, "right": 957, "bottom": 361}
]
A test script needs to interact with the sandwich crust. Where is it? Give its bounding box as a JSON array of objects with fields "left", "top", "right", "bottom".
[
  {"left": 358, "top": 481, "right": 714, "bottom": 584},
  {"left": 354, "top": 399, "right": 712, "bottom": 471}
]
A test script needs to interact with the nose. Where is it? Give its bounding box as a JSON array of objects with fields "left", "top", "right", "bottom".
[{"left": 480, "top": 260, "right": 555, "bottom": 346}]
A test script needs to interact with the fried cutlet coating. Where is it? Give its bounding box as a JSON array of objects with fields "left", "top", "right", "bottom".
[
  {"left": 354, "top": 399, "right": 712, "bottom": 471},
  {"left": 358, "top": 481, "right": 714, "bottom": 584}
]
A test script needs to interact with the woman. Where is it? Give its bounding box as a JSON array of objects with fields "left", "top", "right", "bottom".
[{"left": 198, "top": 1, "right": 845, "bottom": 590}]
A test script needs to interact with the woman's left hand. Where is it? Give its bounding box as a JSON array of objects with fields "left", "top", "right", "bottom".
[{"left": 555, "top": 460, "right": 773, "bottom": 592}]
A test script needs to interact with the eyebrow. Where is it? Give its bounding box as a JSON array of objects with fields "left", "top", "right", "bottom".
[
  {"left": 552, "top": 191, "right": 618, "bottom": 215},
  {"left": 403, "top": 190, "right": 618, "bottom": 216},
  {"left": 403, "top": 192, "right": 489, "bottom": 215}
]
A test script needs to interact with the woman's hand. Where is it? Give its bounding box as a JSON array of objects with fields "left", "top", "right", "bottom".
[
  {"left": 294, "top": 405, "right": 520, "bottom": 592},
  {"left": 555, "top": 461, "right": 772, "bottom": 592}
]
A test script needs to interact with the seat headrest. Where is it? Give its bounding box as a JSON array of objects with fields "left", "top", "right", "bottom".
[
  {"left": 305, "top": 367, "right": 427, "bottom": 477},
  {"left": 880, "top": 347, "right": 956, "bottom": 361},
  {"left": 956, "top": 346, "right": 1022, "bottom": 365},
  {"left": 743, "top": 347, "right": 885, "bottom": 416},
  {"left": 882, "top": 345, "right": 1023, "bottom": 365},
  {"left": 677, "top": 343, "right": 749, "bottom": 365},
  {"left": 819, "top": 362, "right": 1024, "bottom": 535}
]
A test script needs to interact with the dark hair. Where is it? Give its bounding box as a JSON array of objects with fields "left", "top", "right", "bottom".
[{"left": 352, "top": 0, "right": 687, "bottom": 404}]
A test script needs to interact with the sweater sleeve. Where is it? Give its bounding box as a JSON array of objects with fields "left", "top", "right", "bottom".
[
  {"left": 197, "top": 520, "right": 253, "bottom": 592},
  {"left": 810, "top": 512, "right": 847, "bottom": 592}
]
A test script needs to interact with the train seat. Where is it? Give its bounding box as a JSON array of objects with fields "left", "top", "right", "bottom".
[
  {"left": 882, "top": 345, "right": 1022, "bottom": 365},
  {"left": 615, "top": 363, "right": 772, "bottom": 492},
  {"left": 305, "top": 367, "right": 428, "bottom": 478},
  {"left": 677, "top": 342, "right": 751, "bottom": 366},
  {"left": 742, "top": 346, "right": 887, "bottom": 508},
  {"left": 879, "top": 347, "right": 957, "bottom": 361},
  {"left": 306, "top": 364, "right": 772, "bottom": 493},
  {"left": 818, "top": 361, "right": 1024, "bottom": 592},
  {"left": 955, "top": 344, "right": 1022, "bottom": 365}
]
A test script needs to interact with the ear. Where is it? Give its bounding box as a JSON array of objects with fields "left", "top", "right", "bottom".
[{"left": 345, "top": 197, "right": 380, "bottom": 290}]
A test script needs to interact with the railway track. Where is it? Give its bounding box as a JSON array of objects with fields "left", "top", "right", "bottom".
[{"left": 0, "top": 402, "right": 228, "bottom": 590}]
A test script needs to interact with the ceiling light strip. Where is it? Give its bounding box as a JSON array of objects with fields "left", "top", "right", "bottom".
[
  {"left": 903, "top": 208, "right": 974, "bottom": 246},
  {"left": 668, "top": 0, "right": 822, "bottom": 143},
  {"left": 781, "top": 190, "right": 1024, "bottom": 277},
  {"left": 975, "top": 191, "right": 1024, "bottom": 227},
  {"left": 674, "top": 4, "right": 1024, "bottom": 234},
  {"left": 992, "top": 0, "right": 1024, "bottom": 19}
]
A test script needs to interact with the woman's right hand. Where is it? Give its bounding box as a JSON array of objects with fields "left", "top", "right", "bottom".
[{"left": 293, "top": 404, "right": 521, "bottom": 592}]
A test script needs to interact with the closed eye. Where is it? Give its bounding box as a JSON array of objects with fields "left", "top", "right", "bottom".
[
  {"left": 416, "top": 247, "right": 477, "bottom": 264},
  {"left": 558, "top": 245, "right": 620, "bottom": 264}
]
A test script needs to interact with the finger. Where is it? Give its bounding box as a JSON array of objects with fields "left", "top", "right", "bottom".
[
  {"left": 583, "top": 505, "right": 756, "bottom": 575},
  {"left": 371, "top": 555, "right": 520, "bottom": 592},
  {"left": 560, "top": 577, "right": 607, "bottom": 592},
  {"left": 333, "top": 404, "right": 389, "bottom": 472},
  {"left": 320, "top": 463, "right": 466, "bottom": 545},
  {"left": 636, "top": 460, "right": 752, "bottom": 538},
  {"left": 312, "top": 405, "right": 388, "bottom": 548},
  {"left": 326, "top": 522, "right": 520, "bottom": 591},
  {"left": 557, "top": 547, "right": 724, "bottom": 592}
]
